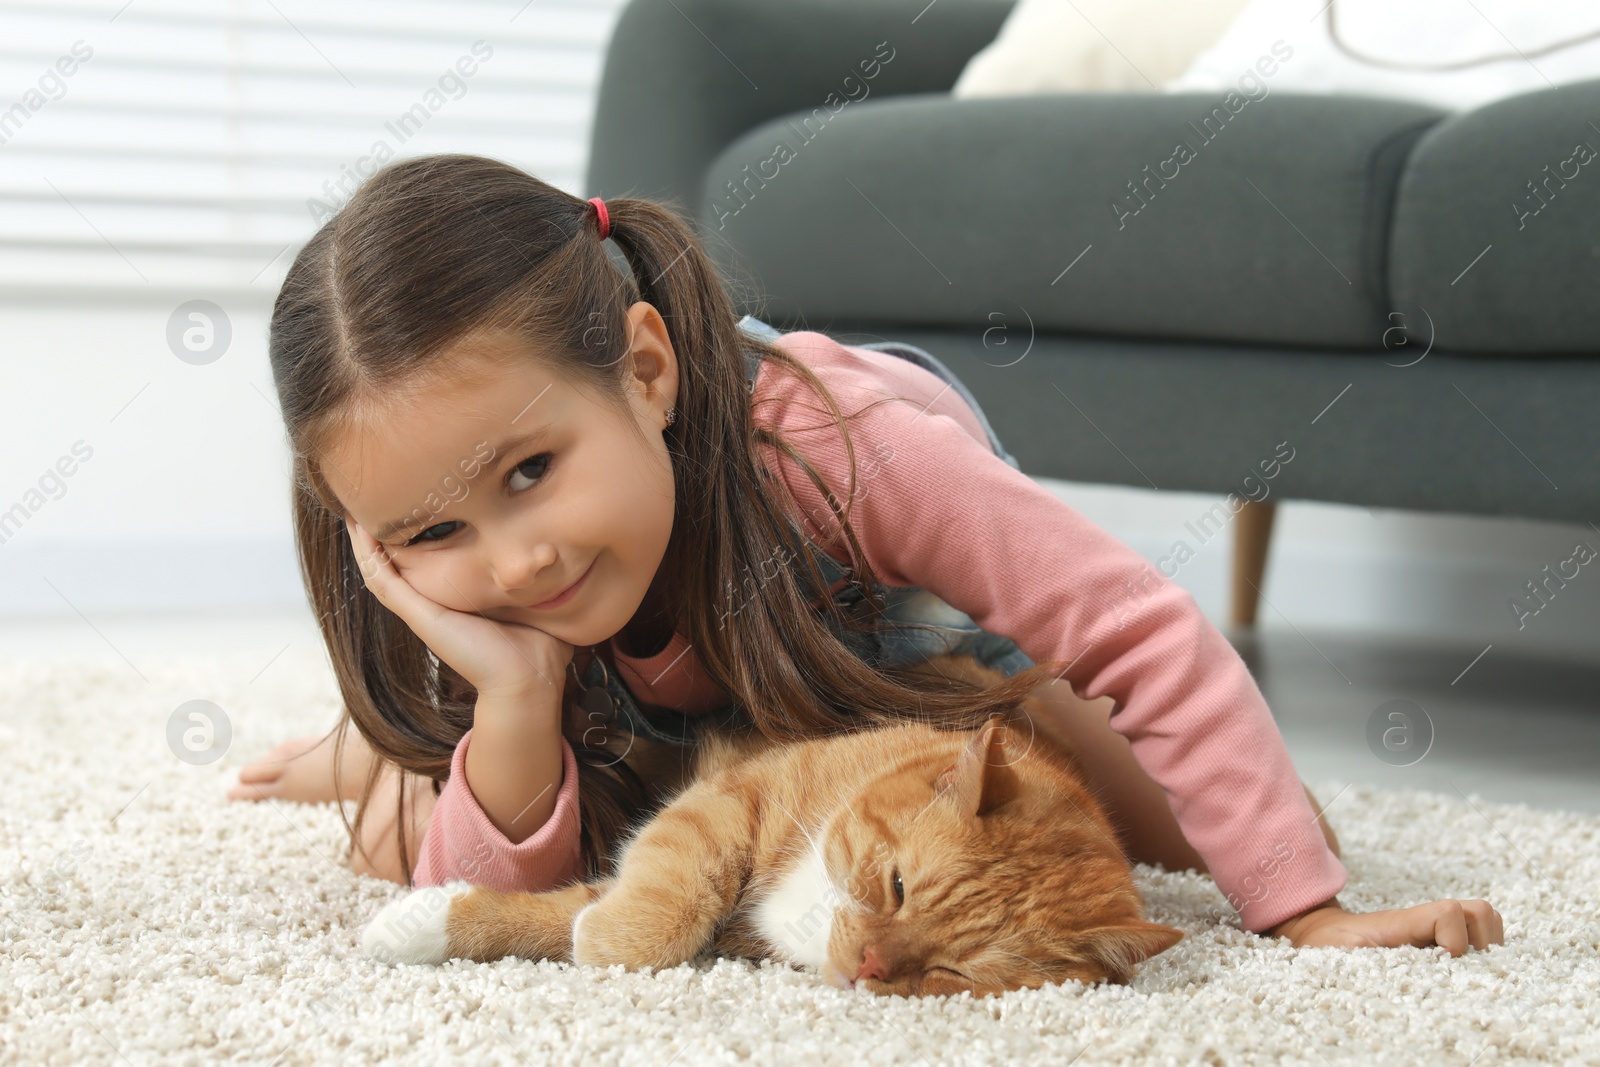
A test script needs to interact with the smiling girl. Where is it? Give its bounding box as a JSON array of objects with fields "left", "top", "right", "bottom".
[{"left": 231, "top": 153, "right": 1501, "bottom": 956}]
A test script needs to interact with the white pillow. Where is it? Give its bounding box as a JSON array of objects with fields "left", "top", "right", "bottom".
[
  {"left": 951, "top": 0, "right": 1254, "bottom": 97},
  {"left": 1166, "top": 0, "right": 1600, "bottom": 111}
]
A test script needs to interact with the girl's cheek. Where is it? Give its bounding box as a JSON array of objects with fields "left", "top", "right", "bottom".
[{"left": 410, "top": 559, "right": 477, "bottom": 611}]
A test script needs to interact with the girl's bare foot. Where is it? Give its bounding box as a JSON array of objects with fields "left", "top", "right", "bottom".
[{"left": 227, "top": 723, "right": 375, "bottom": 804}]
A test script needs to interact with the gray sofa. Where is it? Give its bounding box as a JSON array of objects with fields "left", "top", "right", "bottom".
[{"left": 584, "top": 0, "right": 1600, "bottom": 625}]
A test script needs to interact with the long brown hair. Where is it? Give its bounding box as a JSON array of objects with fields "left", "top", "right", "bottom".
[{"left": 267, "top": 153, "right": 1074, "bottom": 885}]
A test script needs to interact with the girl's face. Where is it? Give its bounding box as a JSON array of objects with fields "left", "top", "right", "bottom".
[{"left": 320, "top": 301, "right": 680, "bottom": 649}]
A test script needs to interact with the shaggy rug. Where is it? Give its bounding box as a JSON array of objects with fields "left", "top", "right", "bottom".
[{"left": 2, "top": 650, "right": 1598, "bottom": 1066}]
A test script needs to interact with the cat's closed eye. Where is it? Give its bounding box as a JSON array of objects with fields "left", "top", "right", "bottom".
[{"left": 920, "top": 966, "right": 974, "bottom": 994}]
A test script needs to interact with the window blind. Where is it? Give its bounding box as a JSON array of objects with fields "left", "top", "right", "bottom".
[{"left": 0, "top": 0, "right": 623, "bottom": 304}]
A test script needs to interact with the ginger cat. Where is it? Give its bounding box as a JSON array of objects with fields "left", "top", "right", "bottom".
[{"left": 362, "top": 655, "right": 1184, "bottom": 996}]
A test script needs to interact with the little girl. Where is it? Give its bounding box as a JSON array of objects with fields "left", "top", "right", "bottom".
[{"left": 232, "top": 153, "right": 1502, "bottom": 956}]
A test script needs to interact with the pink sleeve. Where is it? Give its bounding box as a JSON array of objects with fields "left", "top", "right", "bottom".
[
  {"left": 757, "top": 334, "right": 1347, "bottom": 933},
  {"left": 410, "top": 727, "right": 585, "bottom": 893}
]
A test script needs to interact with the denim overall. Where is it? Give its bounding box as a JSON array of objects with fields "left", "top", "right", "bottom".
[{"left": 565, "top": 315, "right": 1036, "bottom": 747}]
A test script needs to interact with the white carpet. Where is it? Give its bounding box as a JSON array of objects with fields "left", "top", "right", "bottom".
[{"left": 3, "top": 650, "right": 1599, "bottom": 1066}]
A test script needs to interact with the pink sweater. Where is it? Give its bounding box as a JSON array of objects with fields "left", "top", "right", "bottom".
[{"left": 411, "top": 328, "right": 1348, "bottom": 933}]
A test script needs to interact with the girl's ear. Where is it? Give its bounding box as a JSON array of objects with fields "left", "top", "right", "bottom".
[{"left": 620, "top": 300, "right": 678, "bottom": 422}]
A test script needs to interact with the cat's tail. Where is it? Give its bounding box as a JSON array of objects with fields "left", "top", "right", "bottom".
[{"left": 361, "top": 878, "right": 610, "bottom": 965}]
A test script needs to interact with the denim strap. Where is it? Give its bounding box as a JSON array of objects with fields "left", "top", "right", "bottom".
[{"left": 569, "top": 650, "right": 751, "bottom": 747}]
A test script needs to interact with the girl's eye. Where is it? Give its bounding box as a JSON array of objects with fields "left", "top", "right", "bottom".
[
  {"left": 507, "top": 452, "right": 552, "bottom": 492},
  {"left": 404, "top": 521, "right": 460, "bottom": 547},
  {"left": 401, "top": 452, "right": 555, "bottom": 547},
  {"left": 891, "top": 870, "right": 904, "bottom": 905}
]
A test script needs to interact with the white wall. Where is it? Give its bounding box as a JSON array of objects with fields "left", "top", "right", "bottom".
[{"left": 0, "top": 0, "right": 626, "bottom": 619}]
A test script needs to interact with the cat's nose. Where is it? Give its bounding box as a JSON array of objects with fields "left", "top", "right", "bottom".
[{"left": 856, "top": 945, "right": 890, "bottom": 983}]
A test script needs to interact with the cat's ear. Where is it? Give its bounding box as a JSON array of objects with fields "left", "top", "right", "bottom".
[
  {"left": 1076, "top": 919, "right": 1185, "bottom": 983},
  {"left": 934, "top": 716, "right": 1021, "bottom": 820}
]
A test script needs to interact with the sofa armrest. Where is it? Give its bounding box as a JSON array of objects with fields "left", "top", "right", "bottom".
[
  {"left": 1388, "top": 76, "right": 1600, "bottom": 354},
  {"left": 583, "top": 0, "right": 1015, "bottom": 224}
]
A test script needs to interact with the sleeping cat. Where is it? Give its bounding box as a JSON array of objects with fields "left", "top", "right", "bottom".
[{"left": 361, "top": 654, "right": 1184, "bottom": 996}]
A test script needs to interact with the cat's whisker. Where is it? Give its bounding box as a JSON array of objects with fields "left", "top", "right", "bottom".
[
  {"left": 759, "top": 788, "right": 857, "bottom": 915},
  {"left": 763, "top": 790, "right": 824, "bottom": 856},
  {"left": 963, "top": 960, "right": 1001, "bottom": 988},
  {"left": 984, "top": 948, "right": 1052, "bottom": 979}
]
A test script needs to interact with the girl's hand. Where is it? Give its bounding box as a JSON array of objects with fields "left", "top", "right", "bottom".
[
  {"left": 344, "top": 516, "right": 575, "bottom": 698},
  {"left": 228, "top": 722, "right": 375, "bottom": 804},
  {"left": 1268, "top": 896, "right": 1504, "bottom": 956},
  {"left": 228, "top": 734, "right": 349, "bottom": 804}
]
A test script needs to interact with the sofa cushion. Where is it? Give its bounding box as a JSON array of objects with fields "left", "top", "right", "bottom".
[
  {"left": 700, "top": 90, "right": 1443, "bottom": 350},
  {"left": 1388, "top": 77, "right": 1600, "bottom": 354}
]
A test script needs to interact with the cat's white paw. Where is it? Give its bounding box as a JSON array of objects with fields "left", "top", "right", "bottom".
[
  {"left": 362, "top": 880, "right": 474, "bottom": 965},
  {"left": 571, "top": 901, "right": 600, "bottom": 961}
]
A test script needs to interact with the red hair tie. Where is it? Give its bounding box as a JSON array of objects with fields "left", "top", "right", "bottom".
[{"left": 588, "top": 196, "right": 610, "bottom": 240}]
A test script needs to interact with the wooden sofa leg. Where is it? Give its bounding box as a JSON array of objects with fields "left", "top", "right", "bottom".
[{"left": 1230, "top": 499, "right": 1277, "bottom": 627}]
